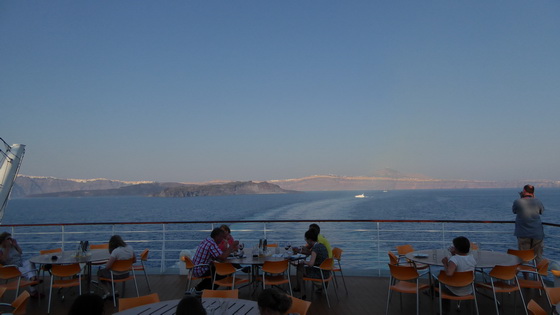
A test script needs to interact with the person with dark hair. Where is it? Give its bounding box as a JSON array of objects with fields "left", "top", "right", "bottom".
[
  {"left": 0, "top": 232, "right": 42, "bottom": 297},
  {"left": 440, "top": 236, "right": 476, "bottom": 296},
  {"left": 192, "top": 227, "right": 238, "bottom": 291},
  {"left": 68, "top": 293, "right": 105, "bottom": 315},
  {"left": 293, "top": 229, "right": 330, "bottom": 294},
  {"left": 258, "top": 288, "right": 292, "bottom": 315},
  {"left": 175, "top": 296, "right": 207, "bottom": 315},
  {"left": 97, "top": 235, "right": 136, "bottom": 299},
  {"left": 308, "top": 223, "right": 332, "bottom": 258},
  {"left": 513, "top": 184, "right": 545, "bottom": 263}
]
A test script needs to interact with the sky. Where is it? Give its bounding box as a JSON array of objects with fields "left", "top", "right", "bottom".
[{"left": 1, "top": 1, "right": 559, "bottom": 183}]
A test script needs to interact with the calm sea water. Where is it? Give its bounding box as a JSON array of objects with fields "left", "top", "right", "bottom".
[{"left": 3, "top": 188, "right": 560, "bottom": 273}]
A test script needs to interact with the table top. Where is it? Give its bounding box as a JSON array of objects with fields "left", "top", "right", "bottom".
[
  {"left": 405, "top": 249, "right": 522, "bottom": 268},
  {"left": 226, "top": 255, "right": 288, "bottom": 265},
  {"left": 114, "top": 297, "right": 259, "bottom": 315},
  {"left": 29, "top": 249, "right": 110, "bottom": 265}
]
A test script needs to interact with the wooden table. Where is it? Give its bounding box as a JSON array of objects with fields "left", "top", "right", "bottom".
[
  {"left": 405, "top": 249, "right": 522, "bottom": 268},
  {"left": 114, "top": 297, "right": 259, "bottom": 315}
]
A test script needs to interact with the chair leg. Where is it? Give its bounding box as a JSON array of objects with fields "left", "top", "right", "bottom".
[
  {"left": 143, "top": 268, "right": 151, "bottom": 292},
  {"left": 322, "top": 281, "right": 331, "bottom": 308},
  {"left": 339, "top": 269, "right": 348, "bottom": 294},
  {"left": 48, "top": 275, "right": 54, "bottom": 314}
]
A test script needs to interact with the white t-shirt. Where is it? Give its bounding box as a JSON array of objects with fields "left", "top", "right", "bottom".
[
  {"left": 110, "top": 245, "right": 134, "bottom": 260},
  {"left": 446, "top": 254, "right": 476, "bottom": 296}
]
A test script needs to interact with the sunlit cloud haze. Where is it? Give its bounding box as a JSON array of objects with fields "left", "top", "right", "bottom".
[{"left": 1, "top": 1, "right": 559, "bottom": 182}]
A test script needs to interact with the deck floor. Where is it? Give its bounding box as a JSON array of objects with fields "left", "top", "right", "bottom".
[{"left": 14, "top": 273, "right": 552, "bottom": 315}]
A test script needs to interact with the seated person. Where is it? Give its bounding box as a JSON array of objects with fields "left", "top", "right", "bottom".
[
  {"left": 218, "top": 225, "right": 235, "bottom": 251},
  {"left": 176, "top": 296, "right": 206, "bottom": 315},
  {"left": 294, "top": 223, "right": 332, "bottom": 258},
  {"left": 0, "top": 232, "right": 42, "bottom": 298},
  {"left": 293, "top": 229, "right": 330, "bottom": 293},
  {"left": 97, "top": 235, "right": 136, "bottom": 299},
  {"left": 258, "top": 288, "right": 292, "bottom": 315},
  {"left": 192, "top": 228, "right": 238, "bottom": 291},
  {"left": 440, "top": 236, "right": 476, "bottom": 296}
]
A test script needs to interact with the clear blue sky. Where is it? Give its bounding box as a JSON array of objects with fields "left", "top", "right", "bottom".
[{"left": 1, "top": 1, "right": 559, "bottom": 182}]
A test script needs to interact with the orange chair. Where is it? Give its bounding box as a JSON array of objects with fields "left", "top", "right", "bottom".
[
  {"left": 527, "top": 299, "right": 547, "bottom": 315},
  {"left": 48, "top": 263, "right": 82, "bottom": 314},
  {"left": 544, "top": 287, "right": 560, "bottom": 314},
  {"left": 331, "top": 247, "right": 348, "bottom": 294},
  {"left": 98, "top": 258, "right": 139, "bottom": 307},
  {"left": 507, "top": 249, "right": 537, "bottom": 272},
  {"left": 212, "top": 262, "right": 249, "bottom": 290},
  {"left": 266, "top": 243, "right": 278, "bottom": 248},
  {"left": 388, "top": 251, "right": 399, "bottom": 266},
  {"left": 303, "top": 257, "right": 338, "bottom": 308},
  {"left": 0, "top": 290, "right": 30, "bottom": 315},
  {"left": 287, "top": 296, "right": 311, "bottom": 315},
  {"left": 89, "top": 243, "right": 109, "bottom": 250},
  {"left": 0, "top": 264, "right": 40, "bottom": 298},
  {"left": 518, "top": 259, "right": 552, "bottom": 309},
  {"left": 261, "top": 260, "right": 292, "bottom": 296},
  {"left": 118, "top": 292, "right": 160, "bottom": 312},
  {"left": 475, "top": 264, "right": 525, "bottom": 315},
  {"left": 182, "top": 256, "right": 211, "bottom": 293},
  {"left": 0, "top": 286, "right": 6, "bottom": 298},
  {"left": 132, "top": 249, "right": 151, "bottom": 292},
  {"left": 435, "top": 270, "right": 478, "bottom": 315},
  {"left": 396, "top": 244, "right": 429, "bottom": 270},
  {"left": 386, "top": 263, "right": 430, "bottom": 315},
  {"left": 201, "top": 289, "right": 239, "bottom": 299}
]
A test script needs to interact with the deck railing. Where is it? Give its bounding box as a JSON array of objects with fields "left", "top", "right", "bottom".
[{"left": 3, "top": 219, "right": 559, "bottom": 276}]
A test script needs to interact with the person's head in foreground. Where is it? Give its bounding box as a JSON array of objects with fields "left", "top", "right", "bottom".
[
  {"left": 68, "top": 293, "right": 105, "bottom": 315},
  {"left": 176, "top": 296, "right": 207, "bottom": 315},
  {"left": 450, "top": 236, "right": 470, "bottom": 255},
  {"left": 108, "top": 235, "right": 127, "bottom": 253},
  {"left": 258, "top": 288, "right": 292, "bottom": 315}
]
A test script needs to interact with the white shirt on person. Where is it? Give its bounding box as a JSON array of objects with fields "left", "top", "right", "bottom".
[{"left": 111, "top": 245, "right": 134, "bottom": 260}]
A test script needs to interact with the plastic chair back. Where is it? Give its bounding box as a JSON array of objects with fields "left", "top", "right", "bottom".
[
  {"left": 507, "top": 249, "right": 536, "bottom": 263},
  {"left": 182, "top": 256, "right": 195, "bottom": 269},
  {"left": 111, "top": 258, "right": 135, "bottom": 273},
  {"left": 0, "top": 265, "right": 22, "bottom": 280},
  {"left": 40, "top": 248, "right": 62, "bottom": 255},
  {"left": 139, "top": 249, "right": 149, "bottom": 261},
  {"left": 12, "top": 291, "right": 30, "bottom": 315},
  {"left": 118, "top": 293, "right": 160, "bottom": 312},
  {"left": 214, "top": 262, "right": 236, "bottom": 276},
  {"left": 288, "top": 296, "right": 311, "bottom": 315},
  {"left": 202, "top": 289, "right": 238, "bottom": 299},
  {"left": 545, "top": 287, "right": 560, "bottom": 305},
  {"left": 332, "top": 247, "right": 343, "bottom": 260},
  {"left": 90, "top": 243, "right": 109, "bottom": 250},
  {"left": 535, "top": 259, "right": 549, "bottom": 276},
  {"left": 319, "top": 258, "right": 334, "bottom": 271},
  {"left": 388, "top": 263, "right": 420, "bottom": 281},
  {"left": 262, "top": 260, "right": 288, "bottom": 274},
  {"left": 488, "top": 264, "right": 519, "bottom": 281},
  {"left": 388, "top": 251, "right": 399, "bottom": 265},
  {"left": 527, "top": 299, "right": 547, "bottom": 315},
  {"left": 0, "top": 287, "right": 6, "bottom": 298},
  {"left": 437, "top": 270, "right": 474, "bottom": 287},
  {"left": 396, "top": 244, "right": 414, "bottom": 256},
  {"left": 51, "top": 263, "right": 82, "bottom": 277}
]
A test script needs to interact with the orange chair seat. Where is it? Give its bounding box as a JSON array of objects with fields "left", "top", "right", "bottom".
[
  {"left": 214, "top": 276, "right": 249, "bottom": 287},
  {"left": 476, "top": 281, "right": 519, "bottom": 294},
  {"left": 52, "top": 278, "right": 80, "bottom": 289},
  {"left": 303, "top": 274, "right": 333, "bottom": 283},
  {"left": 132, "top": 265, "right": 145, "bottom": 271},
  {"left": 391, "top": 281, "right": 429, "bottom": 294},
  {"left": 0, "top": 279, "right": 39, "bottom": 291},
  {"left": 518, "top": 279, "right": 544, "bottom": 289},
  {"left": 99, "top": 275, "right": 134, "bottom": 283},
  {"left": 434, "top": 287, "right": 476, "bottom": 301},
  {"left": 263, "top": 275, "right": 290, "bottom": 285}
]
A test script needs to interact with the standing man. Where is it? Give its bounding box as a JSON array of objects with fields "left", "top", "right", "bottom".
[
  {"left": 192, "top": 227, "right": 238, "bottom": 291},
  {"left": 513, "top": 184, "right": 545, "bottom": 263}
]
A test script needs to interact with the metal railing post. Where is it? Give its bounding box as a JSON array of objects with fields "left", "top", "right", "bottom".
[
  {"left": 376, "top": 221, "right": 381, "bottom": 276},
  {"left": 441, "top": 223, "right": 446, "bottom": 248},
  {"left": 161, "top": 223, "right": 166, "bottom": 273},
  {"left": 264, "top": 222, "right": 267, "bottom": 239},
  {"left": 61, "top": 225, "right": 65, "bottom": 251}
]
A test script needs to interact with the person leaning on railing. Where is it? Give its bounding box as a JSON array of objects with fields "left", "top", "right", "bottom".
[
  {"left": 0, "top": 231, "right": 42, "bottom": 298},
  {"left": 513, "top": 184, "right": 545, "bottom": 263}
]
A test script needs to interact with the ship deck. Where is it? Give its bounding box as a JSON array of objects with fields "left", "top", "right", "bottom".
[{"left": 18, "top": 273, "right": 552, "bottom": 315}]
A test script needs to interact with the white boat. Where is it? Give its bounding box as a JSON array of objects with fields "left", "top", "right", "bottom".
[
  {"left": 0, "top": 138, "right": 25, "bottom": 223},
  {"left": 355, "top": 193, "right": 365, "bottom": 198}
]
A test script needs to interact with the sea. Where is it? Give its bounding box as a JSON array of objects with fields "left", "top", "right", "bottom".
[{"left": 3, "top": 188, "right": 560, "bottom": 274}]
